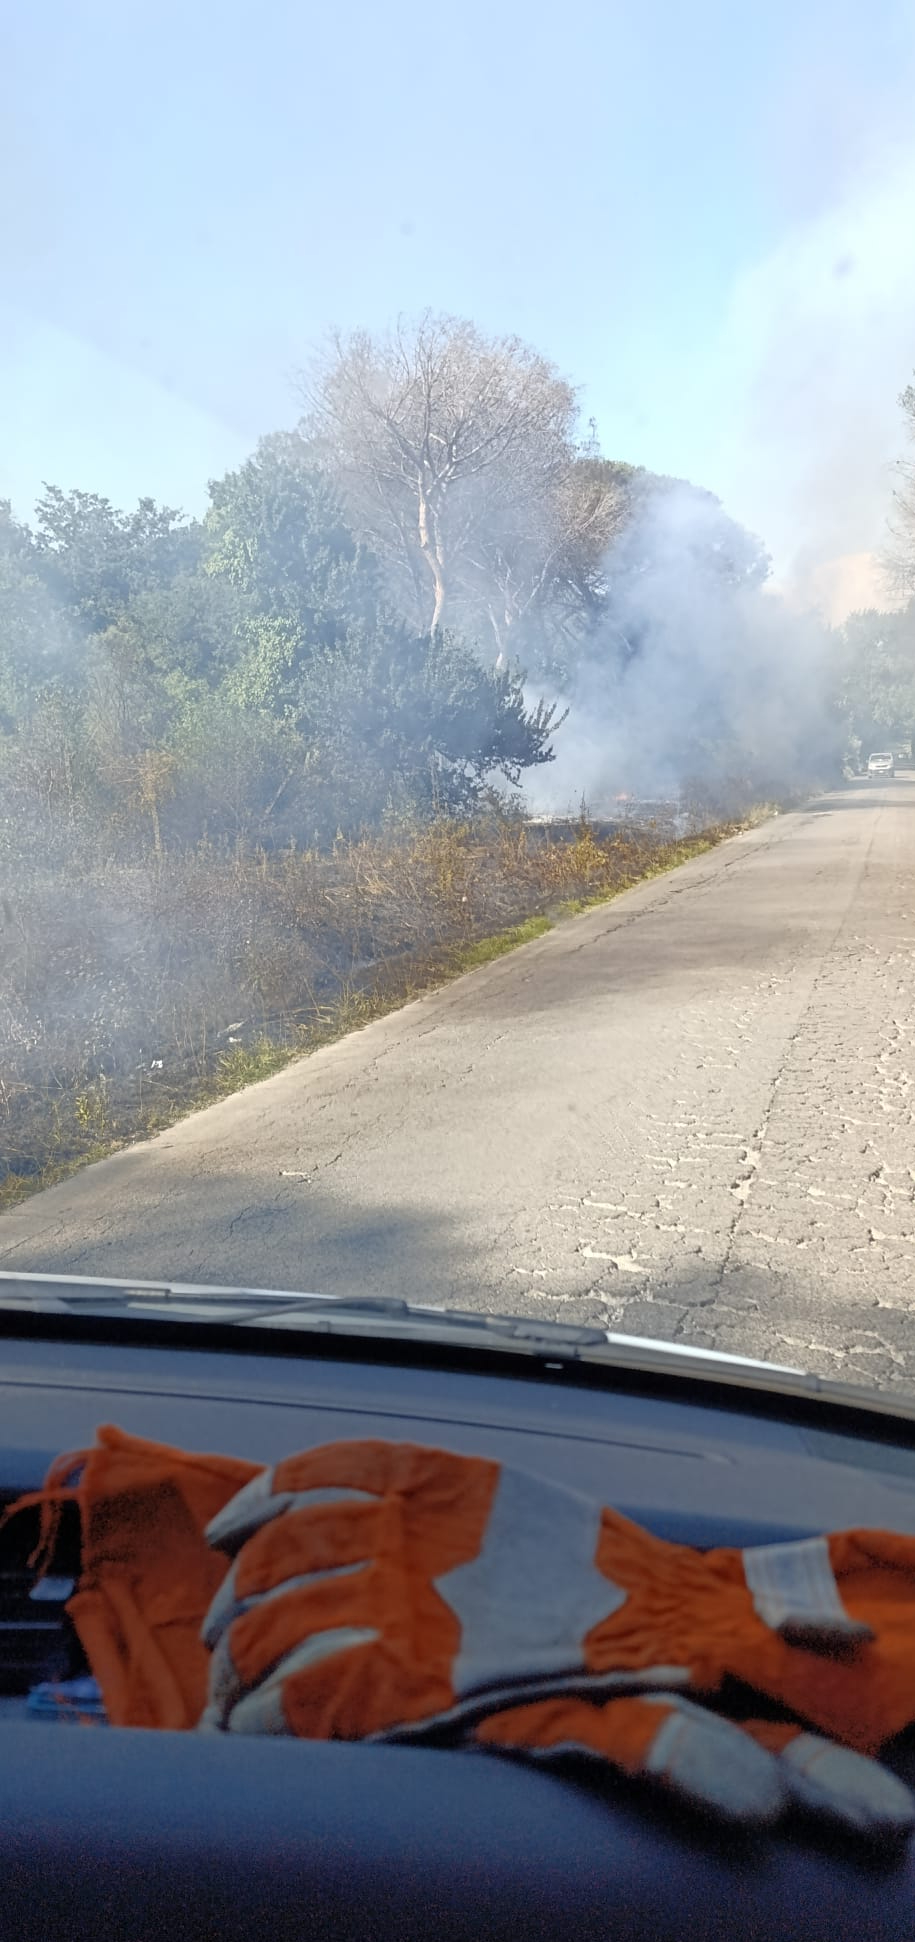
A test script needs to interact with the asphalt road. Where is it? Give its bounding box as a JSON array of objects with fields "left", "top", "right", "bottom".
[{"left": 3, "top": 776, "right": 915, "bottom": 1391}]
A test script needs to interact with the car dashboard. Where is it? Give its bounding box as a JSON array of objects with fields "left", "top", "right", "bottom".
[{"left": 3, "top": 1310, "right": 915, "bottom": 1940}]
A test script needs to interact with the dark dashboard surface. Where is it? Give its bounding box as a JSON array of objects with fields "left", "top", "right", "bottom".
[
  {"left": 5, "top": 1328, "right": 915, "bottom": 1542},
  {"left": 4, "top": 1318, "right": 915, "bottom": 1941}
]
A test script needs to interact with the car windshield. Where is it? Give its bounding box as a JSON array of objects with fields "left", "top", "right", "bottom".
[{"left": 2, "top": 2, "right": 915, "bottom": 1406}]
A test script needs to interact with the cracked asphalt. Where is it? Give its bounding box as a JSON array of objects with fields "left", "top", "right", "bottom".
[{"left": 3, "top": 775, "right": 915, "bottom": 1392}]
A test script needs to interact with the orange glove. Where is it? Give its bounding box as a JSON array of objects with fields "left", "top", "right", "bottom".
[
  {"left": 198, "top": 1438, "right": 915, "bottom": 1834},
  {"left": 10, "top": 1427, "right": 915, "bottom": 1836},
  {"left": 476, "top": 1698, "right": 914, "bottom": 1836},
  {"left": 3, "top": 1425, "right": 260, "bottom": 1730}
]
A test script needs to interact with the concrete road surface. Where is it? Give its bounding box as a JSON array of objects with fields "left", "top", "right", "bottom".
[{"left": 3, "top": 776, "right": 915, "bottom": 1391}]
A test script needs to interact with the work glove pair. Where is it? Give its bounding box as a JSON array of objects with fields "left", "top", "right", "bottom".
[{"left": 199, "top": 1437, "right": 915, "bottom": 1840}]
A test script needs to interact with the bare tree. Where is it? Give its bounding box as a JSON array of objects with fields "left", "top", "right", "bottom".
[{"left": 302, "top": 313, "right": 607, "bottom": 651}]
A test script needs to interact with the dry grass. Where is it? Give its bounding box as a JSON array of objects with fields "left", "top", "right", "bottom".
[{"left": 0, "top": 805, "right": 757, "bottom": 1205}]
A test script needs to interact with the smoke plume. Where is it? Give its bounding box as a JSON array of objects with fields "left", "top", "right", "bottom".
[{"left": 525, "top": 482, "right": 837, "bottom": 816}]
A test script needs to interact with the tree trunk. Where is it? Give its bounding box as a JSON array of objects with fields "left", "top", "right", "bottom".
[
  {"left": 430, "top": 569, "right": 447, "bottom": 631},
  {"left": 417, "top": 486, "right": 447, "bottom": 631},
  {"left": 486, "top": 604, "right": 507, "bottom": 666}
]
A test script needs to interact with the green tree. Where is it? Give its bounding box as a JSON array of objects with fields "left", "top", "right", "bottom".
[
  {"left": 836, "top": 606, "right": 915, "bottom": 759},
  {"left": 32, "top": 487, "right": 199, "bottom": 634},
  {"left": 206, "top": 435, "right": 375, "bottom": 636},
  {"left": 298, "top": 622, "right": 562, "bottom": 828},
  {"left": 204, "top": 438, "right": 379, "bottom": 721},
  {"left": 206, "top": 445, "right": 561, "bottom": 823},
  {"left": 0, "top": 501, "right": 74, "bottom": 722}
]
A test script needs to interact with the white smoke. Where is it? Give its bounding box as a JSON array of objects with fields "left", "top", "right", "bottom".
[
  {"left": 526, "top": 483, "right": 835, "bottom": 816},
  {"left": 709, "top": 148, "right": 915, "bottom": 611}
]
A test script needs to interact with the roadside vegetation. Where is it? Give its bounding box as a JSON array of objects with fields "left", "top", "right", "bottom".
[
  {"left": 2, "top": 314, "right": 913, "bottom": 1202},
  {"left": 0, "top": 807, "right": 761, "bottom": 1206}
]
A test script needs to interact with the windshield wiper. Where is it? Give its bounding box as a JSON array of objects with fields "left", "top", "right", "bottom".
[
  {"left": 6, "top": 1269, "right": 915, "bottom": 1429},
  {"left": 0, "top": 1271, "right": 609, "bottom": 1346}
]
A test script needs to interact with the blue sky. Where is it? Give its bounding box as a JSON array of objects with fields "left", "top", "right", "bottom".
[{"left": 4, "top": 0, "right": 915, "bottom": 597}]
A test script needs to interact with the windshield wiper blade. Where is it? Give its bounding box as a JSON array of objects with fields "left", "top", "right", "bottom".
[{"left": 0, "top": 1271, "right": 609, "bottom": 1347}]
